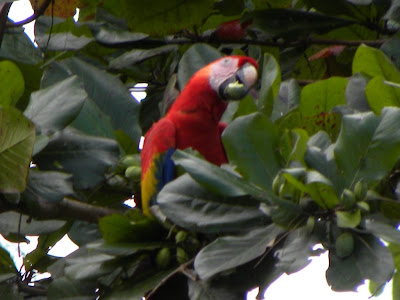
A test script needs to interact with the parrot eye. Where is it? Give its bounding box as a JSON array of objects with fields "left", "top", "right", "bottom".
[{"left": 222, "top": 58, "right": 231, "bottom": 66}]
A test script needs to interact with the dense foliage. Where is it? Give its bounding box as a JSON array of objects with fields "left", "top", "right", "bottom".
[{"left": 2, "top": 0, "right": 400, "bottom": 299}]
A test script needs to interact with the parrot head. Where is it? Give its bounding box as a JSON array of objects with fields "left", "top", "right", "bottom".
[
  {"left": 208, "top": 55, "right": 258, "bottom": 101},
  {"left": 170, "top": 55, "right": 258, "bottom": 118}
]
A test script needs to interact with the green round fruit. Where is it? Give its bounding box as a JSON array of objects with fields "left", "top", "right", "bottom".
[
  {"left": 120, "top": 155, "right": 140, "bottom": 168},
  {"left": 335, "top": 232, "right": 354, "bottom": 258},
  {"left": 175, "top": 230, "right": 188, "bottom": 244},
  {"left": 156, "top": 248, "right": 171, "bottom": 269},
  {"left": 224, "top": 81, "right": 246, "bottom": 100},
  {"left": 176, "top": 247, "right": 189, "bottom": 264},
  {"left": 354, "top": 180, "right": 368, "bottom": 201},
  {"left": 306, "top": 216, "right": 315, "bottom": 233},
  {"left": 125, "top": 166, "right": 141, "bottom": 181}
]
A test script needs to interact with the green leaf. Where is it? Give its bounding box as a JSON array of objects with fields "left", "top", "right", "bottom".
[
  {"left": 194, "top": 224, "right": 284, "bottom": 279},
  {"left": 334, "top": 107, "right": 400, "bottom": 188},
  {"left": 222, "top": 112, "right": 281, "bottom": 191},
  {"left": 365, "top": 219, "right": 400, "bottom": 244},
  {"left": 47, "top": 276, "right": 97, "bottom": 299},
  {"left": 24, "top": 76, "right": 87, "bottom": 135},
  {"left": 335, "top": 210, "right": 361, "bottom": 228},
  {"left": 353, "top": 44, "right": 400, "bottom": 81},
  {"left": 0, "top": 106, "right": 35, "bottom": 193},
  {"left": 36, "top": 33, "right": 94, "bottom": 51},
  {"left": 258, "top": 53, "right": 281, "bottom": 116},
  {"left": 0, "top": 28, "right": 42, "bottom": 65},
  {"left": 327, "top": 234, "right": 394, "bottom": 291},
  {"left": 384, "top": 0, "right": 400, "bottom": 22},
  {"left": 279, "top": 129, "right": 308, "bottom": 165},
  {"left": 88, "top": 240, "right": 161, "bottom": 256},
  {"left": 70, "top": 97, "right": 115, "bottom": 138},
  {"left": 345, "top": 73, "right": 370, "bottom": 112},
  {"left": 0, "top": 247, "right": 17, "bottom": 276},
  {"left": 177, "top": 44, "right": 222, "bottom": 90},
  {"left": 0, "top": 212, "right": 66, "bottom": 236},
  {"left": 365, "top": 76, "right": 400, "bottom": 113},
  {"left": 98, "top": 213, "right": 162, "bottom": 243},
  {"left": 120, "top": 0, "right": 215, "bottom": 36},
  {"left": 34, "top": 129, "right": 119, "bottom": 189},
  {"left": 91, "top": 24, "right": 149, "bottom": 45},
  {"left": 0, "top": 60, "right": 24, "bottom": 107},
  {"left": 158, "top": 174, "right": 268, "bottom": 234},
  {"left": 299, "top": 77, "right": 347, "bottom": 116},
  {"left": 249, "top": 9, "right": 354, "bottom": 37},
  {"left": 275, "top": 227, "right": 321, "bottom": 274},
  {"left": 172, "top": 150, "right": 262, "bottom": 198},
  {"left": 42, "top": 57, "right": 142, "bottom": 144},
  {"left": 102, "top": 269, "right": 176, "bottom": 300},
  {"left": 271, "top": 79, "right": 300, "bottom": 122},
  {"left": 109, "top": 45, "right": 177, "bottom": 70},
  {"left": 22, "top": 170, "right": 74, "bottom": 204}
]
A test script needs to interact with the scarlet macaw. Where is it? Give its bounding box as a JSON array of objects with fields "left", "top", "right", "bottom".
[{"left": 141, "top": 56, "right": 258, "bottom": 216}]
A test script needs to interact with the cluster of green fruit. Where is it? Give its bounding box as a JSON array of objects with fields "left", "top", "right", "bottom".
[
  {"left": 272, "top": 171, "right": 371, "bottom": 259},
  {"left": 155, "top": 230, "right": 201, "bottom": 269},
  {"left": 119, "top": 154, "right": 142, "bottom": 182}
]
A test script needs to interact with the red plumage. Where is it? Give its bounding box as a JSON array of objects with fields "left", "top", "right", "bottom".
[{"left": 141, "top": 55, "right": 258, "bottom": 216}]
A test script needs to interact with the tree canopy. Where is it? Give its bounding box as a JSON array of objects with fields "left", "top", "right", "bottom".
[{"left": 1, "top": 0, "right": 400, "bottom": 299}]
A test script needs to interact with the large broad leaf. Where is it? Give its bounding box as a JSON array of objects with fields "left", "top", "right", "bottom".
[
  {"left": 352, "top": 44, "right": 400, "bottom": 81},
  {"left": 69, "top": 98, "right": 114, "bottom": 138},
  {"left": 90, "top": 23, "right": 149, "bottom": 45},
  {"left": 271, "top": 79, "right": 300, "bottom": 122},
  {"left": 299, "top": 77, "right": 347, "bottom": 116},
  {"left": 172, "top": 150, "right": 263, "bottom": 198},
  {"left": 326, "top": 234, "right": 394, "bottom": 291},
  {"left": 120, "top": 0, "right": 215, "bottom": 36},
  {"left": 0, "top": 106, "right": 35, "bottom": 193},
  {"left": 365, "top": 219, "right": 400, "bottom": 244},
  {"left": 98, "top": 213, "right": 163, "bottom": 243},
  {"left": 0, "top": 27, "right": 42, "bottom": 65},
  {"left": 47, "top": 276, "right": 98, "bottom": 300},
  {"left": 345, "top": 73, "right": 370, "bottom": 112},
  {"left": 275, "top": 227, "right": 321, "bottom": 274},
  {"left": 34, "top": 129, "right": 119, "bottom": 189},
  {"left": 249, "top": 9, "right": 354, "bottom": 37},
  {"left": 334, "top": 107, "right": 400, "bottom": 188},
  {"left": 109, "top": 45, "right": 177, "bottom": 70},
  {"left": 194, "top": 224, "right": 284, "bottom": 279},
  {"left": 258, "top": 53, "right": 281, "bottom": 116},
  {"left": 35, "top": 33, "right": 94, "bottom": 51},
  {"left": 41, "top": 57, "right": 141, "bottom": 143},
  {"left": 0, "top": 212, "right": 66, "bottom": 236},
  {"left": 365, "top": 76, "right": 400, "bottom": 113},
  {"left": 222, "top": 112, "right": 281, "bottom": 191},
  {"left": 22, "top": 170, "right": 74, "bottom": 204},
  {"left": 102, "top": 269, "right": 176, "bottom": 300},
  {"left": 24, "top": 76, "right": 87, "bottom": 135},
  {"left": 157, "top": 174, "right": 269, "bottom": 234},
  {"left": 177, "top": 44, "right": 222, "bottom": 90},
  {"left": 0, "top": 60, "right": 24, "bottom": 107}
]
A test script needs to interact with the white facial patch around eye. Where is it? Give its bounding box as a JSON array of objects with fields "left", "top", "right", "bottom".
[{"left": 208, "top": 58, "right": 239, "bottom": 92}]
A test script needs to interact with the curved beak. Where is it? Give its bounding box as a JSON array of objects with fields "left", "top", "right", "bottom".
[{"left": 219, "top": 62, "right": 258, "bottom": 100}]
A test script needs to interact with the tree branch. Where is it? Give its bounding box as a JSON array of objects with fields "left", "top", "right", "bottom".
[
  {"left": 0, "top": 195, "right": 124, "bottom": 223},
  {"left": 19, "top": 197, "right": 123, "bottom": 223},
  {"left": 6, "top": 0, "right": 53, "bottom": 28}
]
